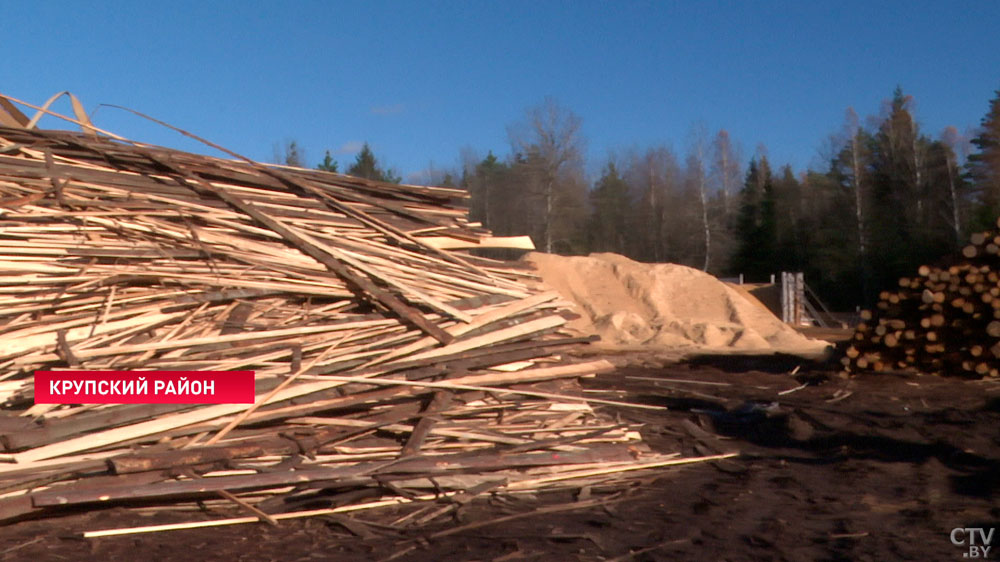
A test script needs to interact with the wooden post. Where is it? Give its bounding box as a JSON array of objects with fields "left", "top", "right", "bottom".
[
  {"left": 795, "top": 272, "right": 805, "bottom": 326},
  {"left": 780, "top": 272, "right": 806, "bottom": 326}
]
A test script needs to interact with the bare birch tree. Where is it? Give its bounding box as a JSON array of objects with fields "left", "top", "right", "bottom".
[
  {"left": 941, "top": 126, "right": 969, "bottom": 243},
  {"left": 507, "top": 98, "right": 584, "bottom": 253},
  {"left": 624, "top": 147, "right": 681, "bottom": 262},
  {"left": 710, "top": 129, "right": 742, "bottom": 216},
  {"left": 844, "top": 108, "right": 868, "bottom": 258},
  {"left": 686, "top": 125, "right": 711, "bottom": 271}
]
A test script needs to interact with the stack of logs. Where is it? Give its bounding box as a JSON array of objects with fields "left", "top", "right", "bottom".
[
  {"left": 843, "top": 221, "right": 1000, "bottom": 377},
  {"left": 0, "top": 99, "right": 732, "bottom": 537}
]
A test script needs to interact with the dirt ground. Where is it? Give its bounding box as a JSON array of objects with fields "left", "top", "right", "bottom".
[{"left": 3, "top": 352, "right": 1000, "bottom": 561}]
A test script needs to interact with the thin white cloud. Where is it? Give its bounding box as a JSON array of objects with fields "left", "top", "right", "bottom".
[
  {"left": 337, "top": 140, "right": 364, "bottom": 155},
  {"left": 406, "top": 170, "right": 430, "bottom": 184},
  {"left": 370, "top": 103, "right": 405, "bottom": 116}
]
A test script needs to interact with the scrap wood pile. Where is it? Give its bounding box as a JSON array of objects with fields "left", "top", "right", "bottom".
[
  {"left": 843, "top": 221, "right": 1000, "bottom": 377},
  {"left": 0, "top": 102, "right": 728, "bottom": 537}
]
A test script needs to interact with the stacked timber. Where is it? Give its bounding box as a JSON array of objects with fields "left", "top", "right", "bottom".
[
  {"left": 0, "top": 118, "right": 726, "bottom": 534},
  {"left": 843, "top": 221, "right": 1000, "bottom": 377}
]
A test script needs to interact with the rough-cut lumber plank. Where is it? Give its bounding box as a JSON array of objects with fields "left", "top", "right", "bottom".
[
  {"left": 18, "top": 319, "right": 394, "bottom": 363},
  {"left": 400, "top": 315, "right": 566, "bottom": 363},
  {"left": 286, "top": 371, "right": 664, "bottom": 412},
  {"left": 400, "top": 391, "right": 453, "bottom": 457},
  {"left": 2, "top": 402, "right": 200, "bottom": 451},
  {"left": 36, "top": 446, "right": 641, "bottom": 507},
  {"left": 106, "top": 402, "right": 437, "bottom": 475},
  {"left": 31, "top": 463, "right": 391, "bottom": 506},
  {"left": 368, "top": 291, "right": 561, "bottom": 366},
  {"left": 446, "top": 360, "right": 615, "bottom": 387},
  {"left": 416, "top": 235, "right": 535, "bottom": 251},
  {"left": 107, "top": 444, "right": 266, "bottom": 475},
  {"left": 80, "top": 496, "right": 438, "bottom": 538}
]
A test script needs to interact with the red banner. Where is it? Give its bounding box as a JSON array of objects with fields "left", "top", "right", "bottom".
[{"left": 34, "top": 371, "right": 255, "bottom": 404}]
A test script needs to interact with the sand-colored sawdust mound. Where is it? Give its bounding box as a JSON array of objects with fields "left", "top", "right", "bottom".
[{"left": 526, "top": 252, "right": 829, "bottom": 357}]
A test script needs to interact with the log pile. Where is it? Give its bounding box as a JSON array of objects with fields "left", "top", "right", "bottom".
[
  {"left": 843, "top": 221, "right": 1000, "bottom": 377},
  {"left": 0, "top": 108, "right": 719, "bottom": 536}
]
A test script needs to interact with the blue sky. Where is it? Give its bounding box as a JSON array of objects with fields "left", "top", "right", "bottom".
[{"left": 3, "top": 1, "right": 998, "bottom": 183}]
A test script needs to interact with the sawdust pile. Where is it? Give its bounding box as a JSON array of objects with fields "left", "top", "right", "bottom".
[{"left": 526, "top": 253, "right": 829, "bottom": 356}]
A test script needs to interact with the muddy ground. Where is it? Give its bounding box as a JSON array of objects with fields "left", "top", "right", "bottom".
[{"left": 2, "top": 353, "right": 999, "bottom": 561}]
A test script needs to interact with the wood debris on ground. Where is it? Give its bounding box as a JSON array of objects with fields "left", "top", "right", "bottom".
[
  {"left": 0, "top": 95, "right": 722, "bottom": 535},
  {"left": 844, "top": 219, "right": 1000, "bottom": 377}
]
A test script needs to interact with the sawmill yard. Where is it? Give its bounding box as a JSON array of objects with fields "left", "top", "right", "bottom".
[
  {"left": 0, "top": 102, "right": 999, "bottom": 561},
  {"left": 4, "top": 359, "right": 1000, "bottom": 561}
]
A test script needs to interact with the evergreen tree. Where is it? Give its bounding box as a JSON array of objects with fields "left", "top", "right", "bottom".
[
  {"left": 274, "top": 140, "right": 305, "bottom": 168},
  {"left": 731, "top": 158, "right": 777, "bottom": 280},
  {"left": 771, "top": 165, "right": 806, "bottom": 271},
  {"left": 465, "top": 152, "right": 508, "bottom": 229},
  {"left": 347, "top": 143, "right": 401, "bottom": 183},
  {"left": 867, "top": 87, "right": 955, "bottom": 291},
  {"left": 317, "top": 150, "right": 338, "bottom": 172},
  {"left": 869, "top": 88, "right": 920, "bottom": 255},
  {"left": 587, "top": 163, "right": 631, "bottom": 253},
  {"left": 799, "top": 170, "right": 863, "bottom": 309},
  {"left": 968, "top": 89, "right": 1000, "bottom": 228}
]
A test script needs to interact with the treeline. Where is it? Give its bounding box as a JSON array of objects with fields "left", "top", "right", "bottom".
[{"left": 293, "top": 88, "right": 1000, "bottom": 311}]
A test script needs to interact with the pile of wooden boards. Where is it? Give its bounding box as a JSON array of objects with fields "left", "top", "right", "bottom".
[
  {"left": 843, "top": 220, "right": 1000, "bottom": 377},
  {"left": 0, "top": 116, "right": 727, "bottom": 536}
]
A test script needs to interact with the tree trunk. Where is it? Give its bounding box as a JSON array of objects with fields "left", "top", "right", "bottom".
[
  {"left": 851, "top": 135, "right": 866, "bottom": 257},
  {"left": 699, "top": 175, "right": 710, "bottom": 272},
  {"left": 484, "top": 177, "right": 491, "bottom": 229},
  {"left": 649, "top": 167, "right": 661, "bottom": 262},
  {"left": 947, "top": 152, "right": 961, "bottom": 244},
  {"left": 544, "top": 178, "right": 553, "bottom": 254},
  {"left": 720, "top": 150, "right": 731, "bottom": 216}
]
